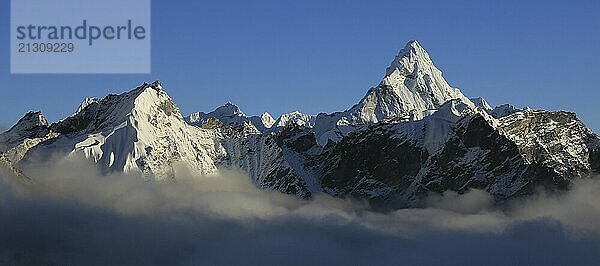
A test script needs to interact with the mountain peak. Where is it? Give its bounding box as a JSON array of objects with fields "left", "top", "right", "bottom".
[
  {"left": 5, "top": 111, "right": 49, "bottom": 134},
  {"left": 275, "top": 111, "right": 315, "bottom": 127},
  {"left": 135, "top": 80, "right": 163, "bottom": 94},
  {"left": 260, "top": 112, "right": 275, "bottom": 128},
  {"left": 470, "top": 97, "right": 493, "bottom": 111},
  {"left": 343, "top": 40, "right": 472, "bottom": 125},
  {"left": 19, "top": 111, "right": 48, "bottom": 127},
  {"left": 52, "top": 81, "right": 183, "bottom": 135},
  {"left": 404, "top": 39, "right": 422, "bottom": 50},
  {"left": 125, "top": 81, "right": 179, "bottom": 117},
  {"left": 151, "top": 80, "right": 163, "bottom": 91},
  {"left": 186, "top": 102, "right": 247, "bottom": 128},
  {"left": 186, "top": 102, "right": 280, "bottom": 132},
  {"left": 75, "top": 97, "right": 100, "bottom": 115},
  {"left": 214, "top": 102, "right": 245, "bottom": 117},
  {"left": 0, "top": 111, "right": 50, "bottom": 151},
  {"left": 385, "top": 39, "right": 433, "bottom": 77}
]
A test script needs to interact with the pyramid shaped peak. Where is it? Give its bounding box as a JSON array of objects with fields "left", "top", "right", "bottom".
[
  {"left": 344, "top": 40, "right": 473, "bottom": 125},
  {"left": 470, "top": 97, "right": 493, "bottom": 111},
  {"left": 385, "top": 40, "right": 434, "bottom": 77},
  {"left": 216, "top": 101, "right": 244, "bottom": 116},
  {"left": 399, "top": 40, "right": 428, "bottom": 56},
  {"left": 405, "top": 39, "right": 422, "bottom": 49}
]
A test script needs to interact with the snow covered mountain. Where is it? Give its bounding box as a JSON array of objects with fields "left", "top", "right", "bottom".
[
  {"left": 0, "top": 111, "right": 50, "bottom": 152},
  {"left": 274, "top": 111, "right": 316, "bottom": 128},
  {"left": 470, "top": 97, "right": 492, "bottom": 111},
  {"left": 186, "top": 102, "right": 275, "bottom": 132},
  {"left": 2, "top": 41, "right": 598, "bottom": 208},
  {"left": 21, "top": 81, "right": 224, "bottom": 179},
  {"left": 308, "top": 40, "right": 476, "bottom": 146},
  {"left": 349, "top": 40, "right": 473, "bottom": 123}
]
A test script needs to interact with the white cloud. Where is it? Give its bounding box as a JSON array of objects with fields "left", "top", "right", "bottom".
[{"left": 2, "top": 157, "right": 600, "bottom": 264}]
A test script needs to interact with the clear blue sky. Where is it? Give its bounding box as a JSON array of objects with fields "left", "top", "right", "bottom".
[{"left": 1, "top": 0, "right": 599, "bottom": 132}]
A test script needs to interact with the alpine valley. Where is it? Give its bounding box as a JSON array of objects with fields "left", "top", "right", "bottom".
[{"left": 2, "top": 41, "right": 599, "bottom": 208}]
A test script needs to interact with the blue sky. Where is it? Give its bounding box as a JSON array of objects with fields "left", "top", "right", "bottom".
[{"left": 1, "top": 0, "right": 599, "bottom": 132}]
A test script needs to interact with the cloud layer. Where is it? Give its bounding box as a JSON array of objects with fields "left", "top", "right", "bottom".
[{"left": 1, "top": 158, "right": 600, "bottom": 265}]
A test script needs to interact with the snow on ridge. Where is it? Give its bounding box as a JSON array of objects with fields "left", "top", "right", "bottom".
[
  {"left": 260, "top": 112, "right": 275, "bottom": 128},
  {"left": 186, "top": 102, "right": 276, "bottom": 132},
  {"left": 75, "top": 97, "right": 100, "bottom": 115},
  {"left": 0, "top": 111, "right": 50, "bottom": 152},
  {"left": 184, "top": 39, "right": 472, "bottom": 146},
  {"left": 186, "top": 102, "right": 246, "bottom": 127},
  {"left": 1, "top": 41, "right": 598, "bottom": 205},
  {"left": 491, "top": 104, "right": 520, "bottom": 119},
  {"left": 0, "top": 40, "right": 493, "bottom": 177},
  {"left": 470, "top": 97, "right": 492, "bottom": 111},
  {"left": 274, "top": 111, "right": 316, "bottom": 128},
  {"left": 308, "top": 40, "right": 475, "bottom": 146},
  {"left": 183, "top": 40, "right": 478, "bottom": 147},
  {"left": 22, "top": 80, "right": 223, "bottom": 179}
]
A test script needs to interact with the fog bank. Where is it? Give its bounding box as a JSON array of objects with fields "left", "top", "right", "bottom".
[{"left": 1, "top": 158, "right": 600, "bottom": 265}]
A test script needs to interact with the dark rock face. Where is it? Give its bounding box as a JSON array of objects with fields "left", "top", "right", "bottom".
[
  {"left": 419, "top": 114, "right": 568, "bottom": 203},
  {"left": 499, "top": 111, "right": 593, "bottom": 178},
  {"left": 273, "top": 111, "right": 600, "bottom": 208},
  {"left": 419, "top": 115, "right": 530, "bottom": 196},
  {"left": 276, "top": 125, "right": 318, "bottom": 154},
  {"left": 316, "top": 123, "right": 429, "bottom": 206},
  {"left": 591, "top": 151, "right": 600, "bottom": 173},
  {"left": 257, "top": 132, "right": 313, "bottom": 198}
]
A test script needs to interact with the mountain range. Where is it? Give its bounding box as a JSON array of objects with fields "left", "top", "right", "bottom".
[{"left": 1, "top": 40, "right": 598, "bottom": 208}]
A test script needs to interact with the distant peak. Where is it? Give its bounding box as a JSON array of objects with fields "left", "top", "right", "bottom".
[
  {"left": 213, "top": 101, "right": 245, "bottom": 117},
  {"left": 470, "top": 97, "right": 492, "bottom": 111},
  {"left": 261, "top": 112, "right": 274, "bottom": 120},
  {"left": 260, "top": 112, "right": 275, "bottom": 129},
  {"left": 275, "top": 111, "right": 315, "bottom": 127}
]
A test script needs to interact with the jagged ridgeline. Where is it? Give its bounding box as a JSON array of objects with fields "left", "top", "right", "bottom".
[{"left": 1, "top": 41, "right": 599, "bottom": 208}]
